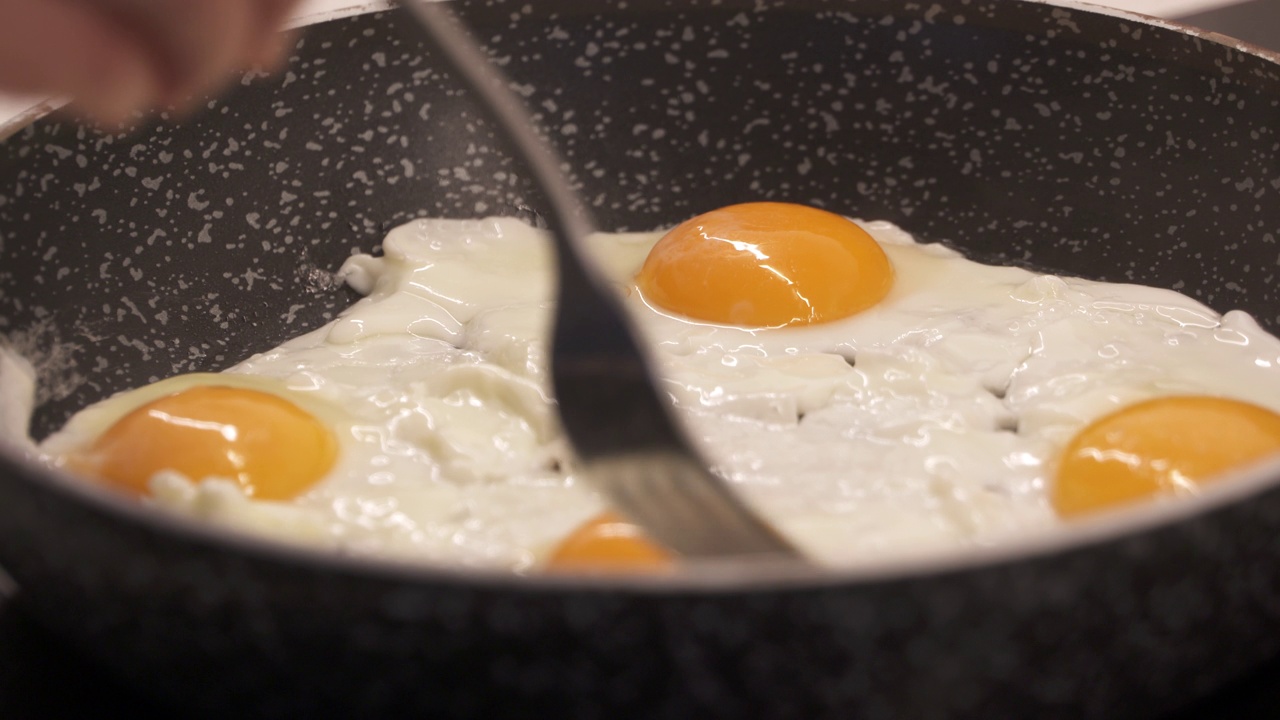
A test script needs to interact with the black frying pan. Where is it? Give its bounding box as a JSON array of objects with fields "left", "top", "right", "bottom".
[{"left": 2, "top": 1, "right": 1280, "bottom": 717}]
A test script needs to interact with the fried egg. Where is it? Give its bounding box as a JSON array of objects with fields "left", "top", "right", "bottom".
[{"left": 24, "top": 203, "right": 1280, "bottom": 571}]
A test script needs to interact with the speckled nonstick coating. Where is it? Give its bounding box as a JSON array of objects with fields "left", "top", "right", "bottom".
[{"left": 2, "top": 1, "right": 1280, "bottom": 717}]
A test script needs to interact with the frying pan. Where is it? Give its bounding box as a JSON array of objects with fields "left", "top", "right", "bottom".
[{"left": 2, "top": 1, "right": 1280, "bottom": 716}]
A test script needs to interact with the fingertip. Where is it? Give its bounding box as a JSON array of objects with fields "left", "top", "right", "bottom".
[
  {"left": 252, "top": 31, "right": 297, "bottom": 75},
  {"left": 134, "top": 0, "right": 254, "bottom": 115},
  {"left": 243, "top": 0, "right": 303, "bottom": 76},
  {"left": 74, "top": 48, "right": 159, "bottom": 130},
  {"left": 159, "top": 87, "right": 211, "bottom": 121}
]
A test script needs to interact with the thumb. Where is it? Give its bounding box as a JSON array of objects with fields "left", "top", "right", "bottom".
[{"left": 0, "top": 0, "right": 158, "bottom": 128}]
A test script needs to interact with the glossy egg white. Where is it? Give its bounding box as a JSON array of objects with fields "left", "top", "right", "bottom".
[{"left": 25, "top": 215, "right": 1280, "bottom": 570}]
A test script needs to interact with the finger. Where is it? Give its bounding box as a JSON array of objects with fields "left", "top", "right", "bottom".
[
  {"left": 248, "top": 0, "right": 304, "bottom": 72},
  {"left": 95, "top": 0, "right": 256, "bottom": 109},
  {"left": 172, "top": 0, "right": 258, "bottom": 108},
  {"left": 176, "top": 0, "right": 259, "bottom": 113},
  {"left": 253, "top": 29, "right": 299, "bottom": 75},
  {"left": 0, "top": 0, "right": 158, "bottom": 127}
]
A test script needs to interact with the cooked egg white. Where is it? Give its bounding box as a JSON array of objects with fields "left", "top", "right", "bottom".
[
  {"left": 26, "top": 215, "right": 1280, "bottom": 569},
  {"left": 0, "top": 344, "right": 36, "bottom": 453}
]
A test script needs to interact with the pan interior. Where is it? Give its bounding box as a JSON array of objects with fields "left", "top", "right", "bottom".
[{"left": 2, "top": 0, "right": 1280, "bottom": 581}]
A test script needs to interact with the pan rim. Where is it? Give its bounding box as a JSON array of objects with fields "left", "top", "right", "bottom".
[{"left": 5, "top": 435, "right": 1280, "bottom": 593}]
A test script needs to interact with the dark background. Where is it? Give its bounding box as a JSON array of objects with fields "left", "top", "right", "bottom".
[{"left": 1, "top": 2, "right": 1278, "bottom": 717}]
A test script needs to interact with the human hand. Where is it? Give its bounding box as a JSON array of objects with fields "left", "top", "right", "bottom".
[{"left": 0, "top": 0, "right": 302, "bottom": 128}]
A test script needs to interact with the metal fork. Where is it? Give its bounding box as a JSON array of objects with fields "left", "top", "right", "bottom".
[{"left": 400, "top": 0, "right": 801, "bottom": 561}]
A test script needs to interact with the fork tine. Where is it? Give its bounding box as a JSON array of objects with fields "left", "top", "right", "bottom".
[{"left": 592, "top": 454, "right": 799, "bottom": 557}]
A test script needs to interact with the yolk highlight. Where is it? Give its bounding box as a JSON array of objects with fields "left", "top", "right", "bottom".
[
  {"left": 635, "top": 202, "right": 893, "bottom": 327},
  {"left": 545, "top": 512, "right": 673, "bottom": 573},
  {"left": 77, "top": 385, "right": 337, "bottom": 500},
  {"left": 1053, "top": 395, "right": 1280, "bottom": 518}
]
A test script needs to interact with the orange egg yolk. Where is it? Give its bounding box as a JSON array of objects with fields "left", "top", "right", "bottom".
[
  {"left": 74, "top": 385, "right": 338, "bottom": 501},
  {"left": 544, "top": 512, "right": 674, "bottom": 573},
  {"left": 1053, "top": 396, "right": 1280, "bottom": 518},
  {"left": 635, "top": 202, "right": 894, "bottom": 328}
]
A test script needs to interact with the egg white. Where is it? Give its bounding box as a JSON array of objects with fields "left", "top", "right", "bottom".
[{"left": 28, "top": 215, "right": 1280, "bottom": 569}]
